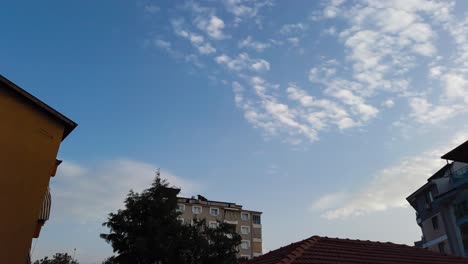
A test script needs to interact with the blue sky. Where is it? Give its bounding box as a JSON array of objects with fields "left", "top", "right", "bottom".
[{"left": 2, "top": 0, "right": 468, "bottom": 263}]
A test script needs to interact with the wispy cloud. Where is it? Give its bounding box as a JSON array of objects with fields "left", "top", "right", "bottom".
[
  {"left": 151, "top": 0, "right": 468, "bottom": 144},
  {"left": 238, "top": 36, "right": 271, "bottom": 52},
  {"left": 171, "top": 19, "right": 217, "bottom": 55},
  {"left": 224, "top": 0, "right": 274, "bottom": 25},
  {"left": 144, "top": 4, "right": 160, "bottom": 14},
  {"left": 197, "top": 15, "right": 227, "bottom": 40},
  {"left": 215, "top": 53, "right": 270, "bottom": 72},
  {"left": 312, "top": 131, "right": 468, "bottom": 219},
  {"left": 52, "top": 159, "right": 199, "bottom": 223}
]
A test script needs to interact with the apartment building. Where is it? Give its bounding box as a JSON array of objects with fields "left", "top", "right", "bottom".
[
  {"left": 177, "top": 195, "right": 262, "bottom": 259},
  {"left": 0, "top": 75, "right": 77, "bottom": 263},
  {"left": 407, "top": 140, "right": 468, "bottom": 256}
]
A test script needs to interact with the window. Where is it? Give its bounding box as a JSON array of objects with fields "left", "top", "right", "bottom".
[
  {"left": 209, "top": 221, "right": 219, "bottom": 229},
  {"left": 192, "top": 206, "right": 202, "bottom": 215},
  {"left": 241, "top": 240, "right": 251, "bottom": 250},
  {"left": 241, "top": 226, "right": 250, "bottom": 234},
  {"left": 253, "top": 215, "right": 261, "bottom": 224},
  {"left": 210, "top": 207, "right": 219, "bottom": 216},
  {"left": 425, "top": 191, "right": 433, "bottom": 209},
  {"left": 177, "top": 204, "right": 185, "bottom": 212},
  {"left": 432, "top": 216, "right": 439, "bottom": 230},
  {"left": 438, "top": 242, "right": 445, "bottom": 254},
  {"left": 241, "top": 212, "right": 250, "bottom": 220}
]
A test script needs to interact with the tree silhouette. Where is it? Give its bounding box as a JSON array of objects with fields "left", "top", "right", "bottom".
[
  {"left": 100, "top": 177, "right": 241, "bottom": 264},
  {"left": 33, "top": 253, "right": 78, "bottom": 264}
]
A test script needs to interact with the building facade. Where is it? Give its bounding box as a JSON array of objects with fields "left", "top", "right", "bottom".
[
  {"left": 0, "top": 75, "right": 77, "bottom": 263},
  {"left": 407, "top": 141, "right": 468, "bottom": 256},
  {"left": 177, "top": 195, "right": 262, "bottom": 259}
]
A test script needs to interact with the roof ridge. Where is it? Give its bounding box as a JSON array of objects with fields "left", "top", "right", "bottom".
[{"left": 276, "top": 236, "right": 320, "bottom": 264}]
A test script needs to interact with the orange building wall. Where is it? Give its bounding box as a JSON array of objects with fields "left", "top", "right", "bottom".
[{"left": 0, "top": 87, "right": 65, "bottom": 263}]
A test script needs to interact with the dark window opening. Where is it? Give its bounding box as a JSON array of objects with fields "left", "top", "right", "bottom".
[
  {"left": 425, "top": 191, "right": 433, "bottom": 210},
  {"left": 253, "top": 215, "right": 261, "bottom": 224},
  {"left": 432, "top": 216, "right": 439, "bottom": 230}
]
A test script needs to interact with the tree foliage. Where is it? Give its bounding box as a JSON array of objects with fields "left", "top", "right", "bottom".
[
  {"left": 33, "top": 253, "right": 78, "bottom": 264},
  {"left": 100, "top": 177, "right": 241, "bottom": 264}
]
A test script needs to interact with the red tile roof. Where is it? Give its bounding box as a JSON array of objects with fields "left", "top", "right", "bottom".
[{"left": 246, "top": 236, "right": 468, "bottom": 264}]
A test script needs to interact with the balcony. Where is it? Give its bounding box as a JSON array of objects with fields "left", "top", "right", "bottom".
[{"left": 452, "top": 165, "right": 468, "bottom": 184}]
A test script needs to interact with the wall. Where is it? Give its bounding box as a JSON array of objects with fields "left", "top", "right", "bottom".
[
  {"left": 178, "top": 202, "right": 262, "bottom": 258},
  {"left": 0, "top": 87, "right": 64, "bottom": 263},
  {"left": 422, "top": 213, "right": 447, "bottom": 243}
]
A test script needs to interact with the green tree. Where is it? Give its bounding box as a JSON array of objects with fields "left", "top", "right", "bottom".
[
  {"left": 33, "top": 253, "right": 78, "bottom": 264},
  {"left": 100, "top": 177, "right": 241, "bottom": 264}
]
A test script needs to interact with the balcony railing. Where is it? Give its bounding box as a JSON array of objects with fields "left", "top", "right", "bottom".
[{"left": 452, "top": 165, "right": 468, "bottom": 181}]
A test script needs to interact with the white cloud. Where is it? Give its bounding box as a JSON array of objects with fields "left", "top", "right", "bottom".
[
  {"left": 280, "top": 23, "right": 305, "bottom": 35},
  {"left": 235, "top": 81, "right": 360, "bottom": 139},
  {"left": 251, "top": 59, "right": 270, "bottom": 71},
  {"left": 238, "top": 36, "right": 270, "bottom": 52},
  {"left": 224, "top": 0, "right": 274, "bottom": 24},
  {"left": 172, "top": 19, "right": 217, "bottom": 55},
  {"left": 314, "top": 0, "right": 468, "bottom": 130},
  {"left": 409, "top": 97, "right": 463, "bottom": 125},
  {"left": 323, "top": 0, "right": 346, "bottom": 18},
  {"left": 441, "top": 73, "right": 468, "bottom": 101},
  {"left": 158, "top": 0, "right": 468, "bottom": 143},
  {"left": 197, "top": 15, "right": 227, "bottom": 40},
  {"left": 325, "top": 88, "right": 379, "bottom": 121},
  {"left": 311, "top": 192, "right": 348, "bottom": 211},
  {"left": 233, "top": 81, "right": 320, "bottom": 142},
  {"left": 287, "top": 37, "right": 300, "bottom": 46},
  {"left": 215, "top": 53, "right": 270, "bottom": 72},
  {"left": 383, "top": 99, "right": 395, "bottom": 108},
  {"left": 154, "top": 39, "right": 171, "bottom": 50},
  {"left": 52, "top": 159, "right": 199, "bottom": 223},
  {"left": 198, "top": 43, "right": 216, "bottom": 54},
  {"left": 314, "top": 132, "right": 468, "bottom": 219}
]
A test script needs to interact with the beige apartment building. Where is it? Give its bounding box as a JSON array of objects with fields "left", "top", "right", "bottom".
[{"left": 177, "top": 195, "right": 262, "bottom": 259}]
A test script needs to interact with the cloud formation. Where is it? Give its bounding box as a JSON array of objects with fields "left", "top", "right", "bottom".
[
  {"left": 312, "top": 131, "right": 468, "bottom": 219},
  {"left": 153, "top": 0, "right": 468, "bottom": 144},
  {"left": 51, "top": 159, "right": 199, "bottom": 223}
]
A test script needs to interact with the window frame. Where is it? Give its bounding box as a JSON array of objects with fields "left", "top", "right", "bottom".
[
  {"left": 253, "top": 214, "right": 261, "bottom": 224},
  {"left": 177, "top": 204, "right": 186, "bottom": 212},
  {"left": 210, "top": 207, "right": 220, "bottom": 216},
  {"left": 241, "top": 212, "right": 250, "bottom": 221},
  {"left": 241, "top": 225, "right": 251, "bottom": 234},
  {"left": 192, "top": 205, "right": 202, "bottom": 215},
  {"left": 241, "top": 240, "right": 251, "bottom": 250}
]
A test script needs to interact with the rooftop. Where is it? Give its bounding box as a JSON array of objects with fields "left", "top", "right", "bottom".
[
  {"left": 442, "top": 140, "right": 468, "bottom": 163},
  {"left": 245, "top": 235, "right": 468, "bottom": 264},
  {"left": 178, "top": 195, "right": 262, "bottom": 213},
  {"left": 0, "top": 74, "right": 77, "bottom": 140}
]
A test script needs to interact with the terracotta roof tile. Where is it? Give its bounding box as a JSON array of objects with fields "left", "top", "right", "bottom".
[{"left": 246, "top": 236, "right": 468, "bottom": 264}]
